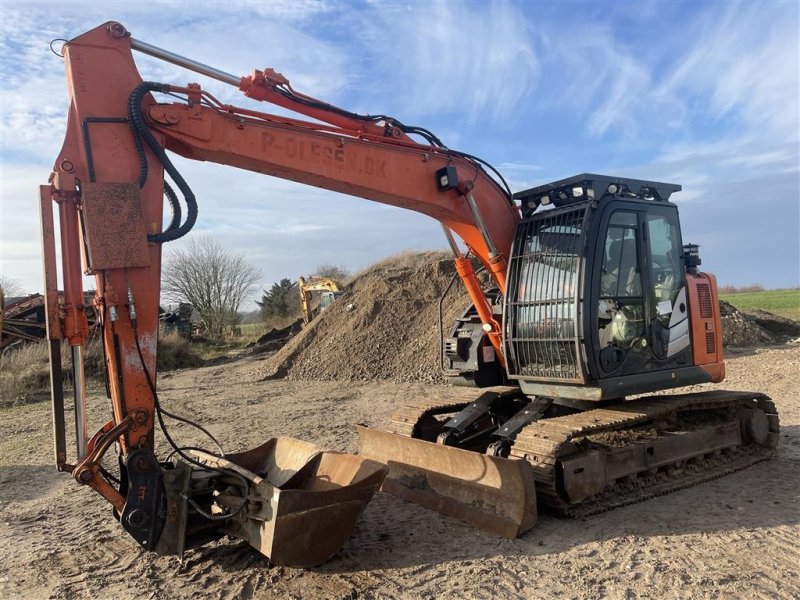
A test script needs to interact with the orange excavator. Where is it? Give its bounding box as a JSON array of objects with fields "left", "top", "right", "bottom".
[{"left": 41, "top": 22, "right": 779, "bottom": 564}]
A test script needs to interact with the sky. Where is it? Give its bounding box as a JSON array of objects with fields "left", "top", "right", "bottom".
[{"left": 1, "top": 0, "right": 798, "bottom": 306}]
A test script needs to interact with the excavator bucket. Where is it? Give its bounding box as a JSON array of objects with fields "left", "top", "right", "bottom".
[
  {"left": 356, "top": 426, "right": 537, "bottom": 538},
  {"left": 191, "top": 438, "right": 387, "bottom": 567}
]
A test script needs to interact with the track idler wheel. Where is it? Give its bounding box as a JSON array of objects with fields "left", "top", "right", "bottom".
[{"left": 740, "top": 407, "right": 769, "bottom": 445}]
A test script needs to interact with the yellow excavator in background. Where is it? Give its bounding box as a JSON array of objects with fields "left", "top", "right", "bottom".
[{"left": 298, "top": 276, "right": 346, "bottom": 324}]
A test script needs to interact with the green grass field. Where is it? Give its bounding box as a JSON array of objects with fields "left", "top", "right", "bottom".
[{"left": 719, "top": 289, "right": 800, "bottom": 322}]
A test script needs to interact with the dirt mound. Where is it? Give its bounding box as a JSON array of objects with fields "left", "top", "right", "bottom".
[
  {"left": 741, "top": 309, "right": 800, "bottom": 341},
  {"left": 257, "top": 251, "right": 471, "bottom": 383},
  {"left": 717, "top": 299, "right": 798, "bottom": 347}
]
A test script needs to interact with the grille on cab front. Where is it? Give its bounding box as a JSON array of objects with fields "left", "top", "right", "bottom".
[{"left": 505, "top": 205, "right": 589, "bottom": 383}]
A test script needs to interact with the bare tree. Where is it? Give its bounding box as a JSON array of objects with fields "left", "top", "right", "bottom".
[
  {"left": 314, "top": 263, "right": 350, "bottom": 282},
  {"left": 161, "top": 236, "right": 261, "bottom": 339},
  {"left": 0, "top": 275, "right": 23, "bottom": 298}
]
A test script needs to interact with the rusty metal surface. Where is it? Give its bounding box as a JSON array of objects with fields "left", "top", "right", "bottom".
[
  {"left": 357, "top": 425, "right": 537, "bottom": 539},
  {"left": 154, "top": 465, "right": 191, "bottom": 557},
  {"left": 1, "top": 291, "right": 98, "bottom": 349},
  {"left": 3, "top": 294, "right": 44, "bottom": 317},
  {"left": 80, "top": 182, "right": 150, "bottom": 271},
  {"left": 191, "top": 437, "right": 387, "bottom": 568},
  {"left": 47, "top": 339, "right": 67, "bottom": 468},
  {"left": 40, "top": 186, "right": 68, "bottom": 467}
]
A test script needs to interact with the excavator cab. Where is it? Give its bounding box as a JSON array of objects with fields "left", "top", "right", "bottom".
[
  {"left": 447, "top": 174, "right": 724, "bottom": 399},
  {"left": 319, "top": 290, "right": 347, "bottom": 312},
  {"left": 506, "top": 173, "right": 723, "bottom": 401}
]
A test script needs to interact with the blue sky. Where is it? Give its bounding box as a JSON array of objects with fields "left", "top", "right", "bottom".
[{"left": 1, "top": 0, "right": 798, "bottom": 304}]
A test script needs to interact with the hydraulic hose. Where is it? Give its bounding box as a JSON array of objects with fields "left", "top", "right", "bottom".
[
  {"left": 128, "top": 81, "right": 197, "bottom": 243},
  {"left": 128, "top": 100, "right": 181, "bottom": 235},
  {"left": 162, "top": 181, "right": 181, "bottom": 233}
]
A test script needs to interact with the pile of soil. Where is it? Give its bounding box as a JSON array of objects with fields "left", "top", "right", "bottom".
[
  {"left": 740, "top": 308, "right": 800, "bottom": 341},
  {"left": 719, "top": 300, "right": 774, "bottom": 347},
  {"left": 257, "top": 252, "right": 472, "bottom": 383},
  {"left": 719, "top": 300, "right": 799, "bottom": 347}
]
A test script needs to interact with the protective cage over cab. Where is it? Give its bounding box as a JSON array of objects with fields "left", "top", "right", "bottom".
[{"left": 503, "top": 174, "right": 725, "bottom": 402}]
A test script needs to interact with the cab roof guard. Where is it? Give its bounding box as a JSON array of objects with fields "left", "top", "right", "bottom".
[{"left": 514, "top": 173, "right": 682, "bottom": 215}]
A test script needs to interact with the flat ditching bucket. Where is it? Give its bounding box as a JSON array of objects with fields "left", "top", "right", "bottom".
[
  {"left": 356, "top": 425, "right": 536, "bottom": 538},
  {"left": 192, "top": 437, "right": 387, "bottom": 567}
]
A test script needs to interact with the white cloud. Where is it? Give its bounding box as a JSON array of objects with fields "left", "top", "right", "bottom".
[
  {"left": 536, "top": 22, "right": 677, "bottom": 138},
  {"left": 347, "top": 1, "right": 539, "bottom": 122},
  {"left": 535, "top": 2, "right": 798, "bottom": 145},
  {"left": 496, "top": 162, "right": 543, "bottom": 191},
  {"left": 207, "top": 0, "right": 333, "bottom": 21},
  {"left": 657, "top": 2, "right": 800, "bottom": 140},
  {"left": 0, "top": 3, "right": 354, "bottom": 164}
]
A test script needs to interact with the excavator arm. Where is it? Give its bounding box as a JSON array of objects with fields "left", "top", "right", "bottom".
[
  {"left": 41, "top": 21, "right": 526, "bottom": 561},
  {"left": 147, "top": 92, "right": 515, "bottom": 354}
]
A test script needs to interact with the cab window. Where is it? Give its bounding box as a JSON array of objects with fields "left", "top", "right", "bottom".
[
  {"left": 647, "top": 213, "right": 684, "bottom": 324},
  {"left": 598, "top": 210, "right": 644, "bottom": 352},
  {"left": 601, "top": 211, "right": 641, "bottom": 298}
]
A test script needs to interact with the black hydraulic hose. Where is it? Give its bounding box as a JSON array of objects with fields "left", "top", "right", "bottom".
[
  {"left": 438, "top": 253, "right": 485, "bottom": 373},
  {"left": 438, "top": 267, "right": 460, "bottom": 373},
  {"left": 129, "top": 115, "right": 181, "bottom": 233},
  {"left": 162, "top": 181, "right": 182, "bottom": 233},
  {"left": 130, "top": 114, "right": 149, "bottom": 188},
  {"left": 448, "top": 149, "right": 514, "bottom": 205},
  {"left": 277, "top": 84, "right": 514, "bottom": 205},
  {"left": 156, "top": 403, "right": 226, "bottom": 457},
  {"left": 275, "top": 85, "right": 447, "bottom": 147},
  {"left": 128, "top": 81, "right": 197, "bottom": 243}
]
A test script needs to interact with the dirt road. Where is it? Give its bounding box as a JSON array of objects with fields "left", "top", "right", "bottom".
[{"left": 1, "top": 346, "right": 798, "bottom": 599}]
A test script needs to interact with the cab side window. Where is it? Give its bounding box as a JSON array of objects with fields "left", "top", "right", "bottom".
[{"left": 646, "top": 213, "right": 684, "bottom": 325}]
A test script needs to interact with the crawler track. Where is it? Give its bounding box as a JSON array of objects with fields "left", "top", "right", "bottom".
[{"left": 388, "top": 390, "right": 780, "bottom": 517}]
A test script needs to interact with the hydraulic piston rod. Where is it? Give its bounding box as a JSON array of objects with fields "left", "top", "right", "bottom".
[
  {"left": 71, "top": 345, "right": 88, "bottom": 458},
  {"left": 129, "top": 36, "right": 240, "bottom": 87},
  {"left": 441, "top": 223, "right": 462, "bottom": 258}
]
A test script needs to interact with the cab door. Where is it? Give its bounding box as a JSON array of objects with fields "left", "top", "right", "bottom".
[
  {"left": 588, "top": 202, "right": 693, "bottom": 379},
  {"left": 643, "top": 207, "right": 693, "bottom": 364}
]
